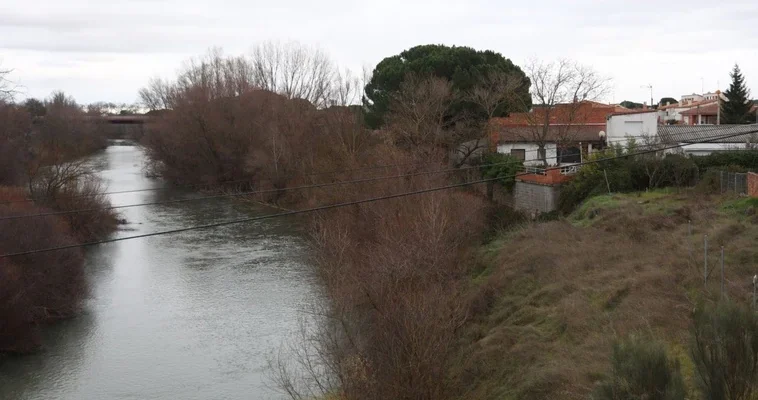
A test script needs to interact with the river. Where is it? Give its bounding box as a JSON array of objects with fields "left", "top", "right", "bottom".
[{"left": 0, "top": 142, "right": 317, "bottom": 400}]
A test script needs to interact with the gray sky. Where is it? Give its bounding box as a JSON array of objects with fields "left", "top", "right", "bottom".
[{"left": 2, "top": 0, "right": 757, "bottom": 105}]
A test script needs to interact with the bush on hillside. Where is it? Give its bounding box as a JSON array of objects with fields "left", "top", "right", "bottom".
[
  {"left": 593, "top": 335, "right": 686, "bottom": 400},
  {"left": 693, "top": 151, "right": 758, "bottom": 173},
  {"left": 559, "top": 151, "right": 698, "bottom": 214},
  {"left": 478, "top": 152, "right": 523, "bottom": 192},
  {"left": 691, "top": 300, "right": 758, "bottom": 400}
]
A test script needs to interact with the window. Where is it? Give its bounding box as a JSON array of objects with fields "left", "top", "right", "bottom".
[
  {"left": 557, "top": 147, "right": 581, "bottom": 164},
  {"left": 510, "top": 149, "right": 525, "bottom": 161},
  {"left": 537, "top": 148, "right": 547, "bottom": 161}
]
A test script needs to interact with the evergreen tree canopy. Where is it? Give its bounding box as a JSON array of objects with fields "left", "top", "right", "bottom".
[
  {"left": 659, "top": 97, "right": 678, "bottom": 106},
  {"left": 620, "top": 100, "right": 644, "bottom": 109},
  {"left": 721, "top": 64, "right": 753, "bottom": 124},
  {"left": 362, "top": 44, "right": 530, "bottom": 129}
]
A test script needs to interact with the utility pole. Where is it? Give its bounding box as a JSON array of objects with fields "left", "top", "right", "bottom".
[
  {"left": 716, "top": 89, "right": 721, "bottom": 125},
  {"left": 641, "top": 84, "right": 653, "bottom": 107}
]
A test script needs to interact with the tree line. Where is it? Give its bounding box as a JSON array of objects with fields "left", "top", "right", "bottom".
[{"left": 0, "top": 77, "right": 118, "bottom": 353}]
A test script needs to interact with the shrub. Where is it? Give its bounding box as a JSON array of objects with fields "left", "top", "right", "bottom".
[
  {"left": 0, "top": 192, "right": 86, "bottom": 353},
  {"left": 693, "top": 151, "right": 758, "bottom": 173},
  {"left": 478, "top": 152, "right": 523, "bottom": 192},
  {"left": 691, "top": 300, "right": 758, "bottom": 400},
  {"left": 593, "top": 335, "right": 686, "bottom": 400},
  {"left": 695, "top": 169, "right": 723, "bottom": 194},
  {"left": 559, "top": 151, "right": 698, "bottom": 214},
  {"left": 0, "top": 102, "right": 31, "bottom": 186},
  {"left": 27, "top": 160, "right": 118, "bottom": 242}
]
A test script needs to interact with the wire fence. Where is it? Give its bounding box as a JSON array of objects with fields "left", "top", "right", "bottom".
[{"left": 719, "top": 171, "right": 748, "bottom": 195}]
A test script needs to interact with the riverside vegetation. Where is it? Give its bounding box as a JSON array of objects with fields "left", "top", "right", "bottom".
[
  {"left": 3, "top": 41, "right": 755, "bottom": 399},
  {"left": 0, "top": 91, "right": 118, "bottom": 353},
  {"left": 134, "top": 43, "right": 758, "bottom": 399}
]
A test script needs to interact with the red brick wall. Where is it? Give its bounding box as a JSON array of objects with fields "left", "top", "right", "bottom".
[
  {"left": 517, "top": 169, "right": 573, "bottom": 185},
  {"left": 748, "top": 172, "right": 758, "bottom": 198}
]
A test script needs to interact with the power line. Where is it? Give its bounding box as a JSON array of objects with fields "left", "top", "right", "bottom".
[
  {"left": 0, "top": 159, "right": 430, "bottom": 205},
  {"left": 2, "top": 128, "right": 753, "bottom": 258},
  {"left": 0, "top": 177, "right": 503, "bottom": 258},
  {"left": 1, "top": 132, "right": 702, "bottom": 221},
  {"left": 5, "top": 125, "right": 748, "bottom": 206},
  {"left": 0, "top": 160, "right": 517, "bottom": 221}
]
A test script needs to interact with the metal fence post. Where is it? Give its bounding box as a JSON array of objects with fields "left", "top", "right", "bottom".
[
  {"left": 704, "top": 234, "right": 708, "bottom": 288},
  {"left": 720, "top": 246, "right": 725, "bottom": 299},
  {"left": 736, "top": 173, "right": 739, "bottom": 194},
  {"left": 753, "top": 275, "right": 757, "bottom": 309}
]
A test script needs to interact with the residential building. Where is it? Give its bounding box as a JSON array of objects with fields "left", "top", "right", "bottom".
[
  {"left": 605, "top": 110, "right": 658, "bottom": 145},
  {"left": 680, "top": 101, "right": 720, "bottom": 125},
  {"left": 659, "top": 92, "right": 731, "bottom": 125},
  {"left": 658, "top": 125, "right": 758, "bottom": 155},
  {"left": 489, "top": 101, "right": 624, "bottom": 165},
  {"left": 680, "top": 93, "right": 704, "bottom": 105},
  {"left": 607, "top": 120, "right": 758, "bottom": 156},
  {"left": 657, "top": 101, "right": 689, "bottom": 124}
]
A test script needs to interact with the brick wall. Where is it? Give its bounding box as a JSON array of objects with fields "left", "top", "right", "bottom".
[
  {"left": 749, "top": 172, "right": 758, "bottom": 198},
  {"left": 513, "top": 181, "right": 561, "bottom": 213}
]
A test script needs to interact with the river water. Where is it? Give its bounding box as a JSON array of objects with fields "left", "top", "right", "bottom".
[{"left": 0, "top": 143, "right": 317, "bottom": 399}]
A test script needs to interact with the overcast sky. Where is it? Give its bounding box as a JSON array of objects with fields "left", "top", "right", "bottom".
[{"left": 2, "top": 0, "right": 757, "bottom": 106}]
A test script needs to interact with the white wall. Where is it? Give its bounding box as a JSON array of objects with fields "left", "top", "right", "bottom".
[
  {"left": 497, "top": 142, "right": 558, "bottom": 166},
  {"left": 606, "top": 112, "right": 659, "bottom": 145},
  {"left": 658, "top": 107, "right": 686, "bottom": 123},
  {"left": 679, "top": 142, "right": 750, "bottom": 156}
]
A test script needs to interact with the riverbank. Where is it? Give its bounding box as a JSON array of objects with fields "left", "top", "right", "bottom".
[
  {"left": 0, "top": 144, "right": 318, "bottom": 399},
  {"left": 454, "top": 190, "right": 757, "bottom": 399}
]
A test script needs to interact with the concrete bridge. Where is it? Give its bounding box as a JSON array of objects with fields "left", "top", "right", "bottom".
[{"left": 32, "top": 114, "right": 155, "bottom": 140}]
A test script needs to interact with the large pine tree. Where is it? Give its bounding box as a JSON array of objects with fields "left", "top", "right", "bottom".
[{"left": 721, "top": 64, "right": 753, "bottom": 124}]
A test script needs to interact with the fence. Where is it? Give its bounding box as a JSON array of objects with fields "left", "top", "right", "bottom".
[
  {"left": 522, "top": 164, "right": 580, "bottom": 176},
  {"left": 720, "top": 171, "right": 748, "bottom": 195}
]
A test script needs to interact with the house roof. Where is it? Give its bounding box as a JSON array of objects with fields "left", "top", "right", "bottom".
[
  {"left": 658, "top": 125, "right": 758, "bottom": 144},
  {"left": 493, "top": 101, "right": 629, "bottom": 126},
  {"left": 679, "top": 103, "right": 758, "bottom": 116},
  {"left": 679, "top": 102, "right": 719, "bottom": 116},
  {"left": 607, "top": 109, "right": 658, "bottom": 117},
  {"left": 495, "top": 124, "right": 606, "bottom": 143},
  {"left": 659, "top": 99, "right": 719, "bottom": 111}
]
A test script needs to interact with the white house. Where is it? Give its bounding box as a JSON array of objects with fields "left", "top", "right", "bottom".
[
  {"left": 658, "top": 125, "right": 758, "bottom": 155},
  {"left": 606, "top": 113, "right": 758, "bottom": 155},
  {"left": 680, "top": 93, "right": 705, "bottom": 105},
  {"left": 605, "top": 110, "right": 658, "bottom": 146},
  {"left": 494, "top": 125, "right": 606, "bottom": 166}
]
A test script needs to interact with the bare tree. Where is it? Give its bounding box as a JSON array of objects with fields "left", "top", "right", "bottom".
[
  {"left": 465, "top": 70, "right": 525, "bottom": 164},
  {"left": 385, "top": 74, "right": 455, "bottom": 150},
  {"left": 249, "top": 41, "right": 336, "bottom": 108},
  {"left": 638, "top": 133, "right": 667, "bottom": 189},
  {"left": 0, "top": 64, "right": 18, "bottom": 101},
  {"left": 518, "top": 59, "right": 609, "bottom": 166},
  {"left": 328, "top": 68, "right": 363, "bottom": 107},
  {"left": 140, "top": 44, "right": 353, "bottom": 111},
  {"left": 139, "top": 77, "right": 176, "bottom": 110}
]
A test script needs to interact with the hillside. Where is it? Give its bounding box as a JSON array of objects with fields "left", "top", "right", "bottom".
[{"left": 455, "top": 190, "right": 758, "bottom": 399}]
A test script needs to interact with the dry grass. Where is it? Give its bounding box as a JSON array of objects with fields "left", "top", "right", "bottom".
[{"left": 454, "top": 190, "right": 758, "bottom": 399}]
